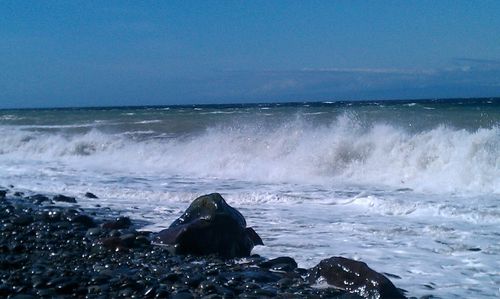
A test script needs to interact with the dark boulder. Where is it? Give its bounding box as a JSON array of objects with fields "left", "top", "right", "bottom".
[
  {"left": 0, "top": 190, "right": 7, "bottom": 199},
  {"left": 309, "top": 256, "right": 406, "bottom": 299},
  {"left": 154, "top": 193, "right": 263, "bottom": 258}
]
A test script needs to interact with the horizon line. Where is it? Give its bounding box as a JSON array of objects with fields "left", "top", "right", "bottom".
[{"left": 1, "top": 96, "right": 499, "bottom": 111}]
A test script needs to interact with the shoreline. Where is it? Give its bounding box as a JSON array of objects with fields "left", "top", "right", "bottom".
[{"left": 0, "top": 186, "right": 365, "bottom": 299}]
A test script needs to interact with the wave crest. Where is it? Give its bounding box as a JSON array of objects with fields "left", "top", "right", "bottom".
[{"left": 0, "top": 115, "right": 498, "bottom": 194}]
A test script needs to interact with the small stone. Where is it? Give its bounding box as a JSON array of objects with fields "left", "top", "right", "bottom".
[
  {"left": 101, "top": 236, "right": 122, "bottom": 249},
  {"left": 109, "top": 229, "right": 121, "bottom": 237},
  {"left": 9, "top": 295, "right": 37, "bottom": 299},
  {"left": 259, "top": 256, "right": 298, "bottom": 273},
  {"left": 144, "top": 286, "right": 156, "bottom": 297},
  {"left": 11, "top": 215, "right": 34, "bottom": 226},
  {"left": 85, "top": 192, "right": 99, "bottom": 199},
  {"left": 155, "top": 286, "right": 170, "bottom": 298},
  {"left": 253, "top": 287, "right": 277, "bottom": 297},
  {"left": 277, "top": 278, "right": 293, "bottom": 288},
  {"left": 240, "top": 270, "right": 280, "bottom": 283},
  {"left": 0, "top": 284, "right": 12, "bottom": 296},
  {"left": 69, "top": 214, "right": 96, "bottom": 228},
  {"left": 119, "top": 233, "right": 137, "bottom": 248},
  {"left": 294, "top": 268, "right": 308, "bottom": 276},
  {"left": 28, "top": 194, "right": 50, "bottom": 204},
  {"left": 162, "top": 273, "right": 180, "bottom": 283},
  {"left": 170, "top": 291, "right": 194, "bottom": 299},
  {"left": 243, "top": 282, "right": 260, "bottom": 291},
  {"left": 36, "top": 289, "right": 56, "bottom": 297},
  {"left": 56, "top": 280, "right": 79, "bottom": 294},
  {"left": 88, "top": 285, "right": 102, "bottom": 294},
  {"left": 86, "top": 227, "right": 103, "bottom": 238},
  {"left": 198, "top": 280, "right": 216, "bottom": 292},
  {"left": 135, "top": 235, "right": 151, "bottom": 247},
  {"left": 118, "top": 288, "right": 134, "bottom": 297},
  {"left": 53, "top": 194, "right": 77, "bottom": 203},
  {"left": 185, "top": 273, "right": 203, "bottom": 288},
  {"left": 102, "top": 216, "right": 132, "bottom": 230}
]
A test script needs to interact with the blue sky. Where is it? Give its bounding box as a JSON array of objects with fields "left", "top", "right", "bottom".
[{"left": 1, "top": 1, "right": 500, "bottom": 108}]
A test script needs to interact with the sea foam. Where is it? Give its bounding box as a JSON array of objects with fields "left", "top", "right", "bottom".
[{"left": 0, "top": 114, "right": 497, "bottom": 194}]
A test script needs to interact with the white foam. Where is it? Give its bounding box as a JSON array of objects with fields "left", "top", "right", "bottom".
[{"left": 0, "top": 115, "right": 497, "bottom": 194}]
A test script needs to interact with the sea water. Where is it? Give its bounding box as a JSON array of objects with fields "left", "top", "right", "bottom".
[{"left": 0, "top": 99, "right": 498, "bottom": 298}]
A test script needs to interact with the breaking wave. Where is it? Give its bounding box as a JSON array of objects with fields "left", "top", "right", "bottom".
[{"left": 0, "top": 115, "right": 498, "bottom": 194}]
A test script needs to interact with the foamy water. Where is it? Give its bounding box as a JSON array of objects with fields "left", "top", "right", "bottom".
[{"left": 0, "top": 100, "right": 499, "bottom": 298}]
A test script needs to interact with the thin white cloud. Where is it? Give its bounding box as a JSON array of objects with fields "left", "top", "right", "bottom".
[{"left": 299, "top": 67, "right": 437, "bottom": 75}]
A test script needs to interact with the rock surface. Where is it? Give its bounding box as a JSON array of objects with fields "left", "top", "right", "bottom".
[
  {"left": 154, "top": 193, "right": 263, "bottom": 258},
  {"left": 309, "top": 256, "right": 407, "bottom": 299}
]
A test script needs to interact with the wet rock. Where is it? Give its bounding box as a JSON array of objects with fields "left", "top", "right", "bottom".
[
  {"left": 56, "top": 279, "right": 79, "bottom": 294},
  {"left": 277, "top": 277, "right": 293, "bottom": 289},
  {"left": 86, "top": 227, "right": 103, "bottom": 238},
  {"left": 308, "top": 256, "right": 406, "bottom": 299},
  {"left": 68, "top": 214, "right": 96, "bottom": 227},
  {"left": 0, "top": 189, "right": 6, "bottom": 199},
  {"left": 171, "top": 291, "right": 194, "bottom": 299},
  {"left": 119, "top": 233, "right": 138, "bottom": 247},
  {"left": 11, "top": 215, "right": 34, "bottom": 226},
  {"left": 253, "top": 286, "right": 277, "bottom": 297},
  {"left": 135, "top": 235, "right": 151, "bottom": 246},
  {"left": 143, "top": 286, "right": 156, "bottom": 297},
  {"left": 154, "top": 193, "right": 263, "bottom": 258},
  {"left": 237, "top": 269, "right": 281, "bottom": 283},
  {"left": 0, "top": 284, "right": 13, "bottom": 296},
  {"left": 100, "top": 236, "right": 123, "bottom": 250},
  {"left": 27, "top": 194, "right": 50, "bottom": 204},
  {"left": 53, "top": 194, "right": 77, "bottom": 203},
  {"left": 102, "top": 216, "right": 132, "bottom": 230},
  {"left": 9, "top": 295, "right": 38, "bottom": 299},
  {"left": 259, "top": 256, "right": 298, "bottom": 272},
  {"left": 85, "top": 192, "right": 99, "bottom": 199}
]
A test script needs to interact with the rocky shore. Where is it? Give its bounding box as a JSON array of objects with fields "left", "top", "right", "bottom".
[{"left": 0, "top": 187, "right": 412, "bottom": 299}]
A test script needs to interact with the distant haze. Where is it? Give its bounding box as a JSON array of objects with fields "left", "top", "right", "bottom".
[{"left": 1, "top": 1, "right": 499, "bottom": 108}]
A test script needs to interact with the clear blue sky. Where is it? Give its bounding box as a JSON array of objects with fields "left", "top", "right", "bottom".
[{"left": 1, "top": 1, "right": 499, "bottom": 108}]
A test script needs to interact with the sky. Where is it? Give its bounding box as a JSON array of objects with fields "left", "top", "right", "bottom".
[{"left": 1, "top": 1, "right": 500, "bottom": 108}]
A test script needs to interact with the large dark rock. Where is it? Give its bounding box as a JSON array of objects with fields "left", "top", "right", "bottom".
[
  {"left": 154, "top": 193, "right": 263, "bottom": 258},
  {"left": 309, "top": 256, "right": 406, "bottom": 299}
]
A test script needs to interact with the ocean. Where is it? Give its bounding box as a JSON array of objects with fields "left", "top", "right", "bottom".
[{"left": 0, "top": 98, "right": 498, "bottom": 298}]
